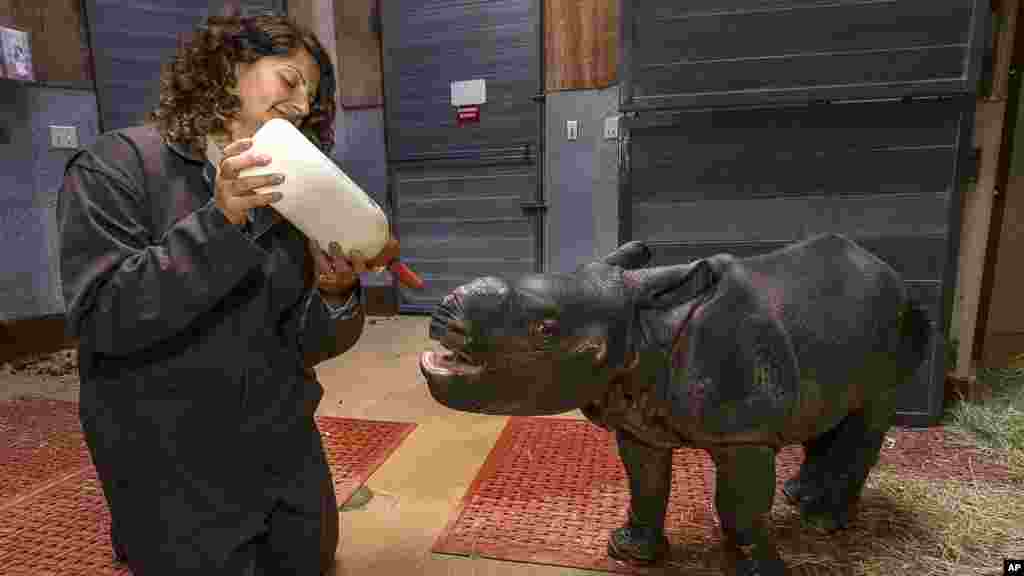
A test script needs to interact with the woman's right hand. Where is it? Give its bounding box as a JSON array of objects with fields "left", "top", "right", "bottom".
[{"left": 214, "top": 139, "right": 285, "bottom": 226}]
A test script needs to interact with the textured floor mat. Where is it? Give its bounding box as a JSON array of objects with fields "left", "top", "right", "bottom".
[
  {"left": 0, "top": 396, "right": 416, "bottom": 575},
  {"left": 433, "top": 417, "right": 1015, "bottom": 575},
  {"left": 319, "top": 416, "right": 417, "bottom": 503},
  {"left": 0, "top": 397, "right": 90, "bottom": 503}
]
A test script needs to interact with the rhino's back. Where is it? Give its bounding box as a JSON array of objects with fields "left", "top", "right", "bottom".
[
  {"left": 740, "top": 233, "right": 907, "bottom": 372},
  {"left": 675, "top": 233, "right": 909, "bottom": 446}
]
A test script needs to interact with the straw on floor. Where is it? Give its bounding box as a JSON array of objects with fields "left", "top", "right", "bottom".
[{"left": 0, "top": 395, "right": 416, "bottom": 576}]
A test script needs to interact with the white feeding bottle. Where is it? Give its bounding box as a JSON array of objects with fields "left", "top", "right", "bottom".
[{"left": 233, "top": 118, "right": 390, "bottom": 260}]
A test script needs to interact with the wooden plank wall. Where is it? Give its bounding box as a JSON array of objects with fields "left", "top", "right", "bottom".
[
  {"left": 335, "top": 0, "right": 383, "bottom": 108},
  {"left": 0, "top": 0, "right": 89, "bottom": 87},
  {"left": 545, "top": 0, "right": 618, "bottom": 92}
]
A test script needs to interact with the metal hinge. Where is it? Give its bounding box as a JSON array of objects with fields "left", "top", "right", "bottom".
[{"left": 520, "top": 202, "right": 548, "bottom": 212}]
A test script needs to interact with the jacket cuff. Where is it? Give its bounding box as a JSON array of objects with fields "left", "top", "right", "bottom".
[{"left": 320, "top": 281, "right": 365, "bottom": 321}]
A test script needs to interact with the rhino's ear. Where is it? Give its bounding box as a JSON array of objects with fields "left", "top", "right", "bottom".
[
  {"left": 628, "top": 260, "right": 717, "bottom": 310},
  {"left": 601, "top": 241, "right": 652, "bottom": 270}
]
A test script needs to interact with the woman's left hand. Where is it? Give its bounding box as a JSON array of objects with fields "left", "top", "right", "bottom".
[{"left": 311, "top": 239, "right": 366, "bottom": 304}]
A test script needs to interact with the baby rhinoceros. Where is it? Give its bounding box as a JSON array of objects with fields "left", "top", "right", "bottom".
[{"left": 419, "top": 233, "right": 932, "bottom": 576}]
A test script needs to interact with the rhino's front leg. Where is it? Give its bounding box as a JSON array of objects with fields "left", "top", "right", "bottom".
[
  {"left": 607, "top": 429, "right": 672, "bottom": 564},
  {"left": 710, "top": 445, "right": 786, "bottom": 576}
]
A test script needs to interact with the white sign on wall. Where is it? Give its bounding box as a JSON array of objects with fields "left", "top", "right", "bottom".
[{"left": 451, "top": 79, "right": 487, "bottom": 107}]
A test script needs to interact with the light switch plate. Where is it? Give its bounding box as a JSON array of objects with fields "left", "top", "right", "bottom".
[
  {"left": 50, "top": 125, "right": 78, "bottom": 149},
  {"left": 567, "top": 120, "right": 579, "bottom": 141},
  {"left": 604, "top": 115, "right": 619, "bottom": 140}
]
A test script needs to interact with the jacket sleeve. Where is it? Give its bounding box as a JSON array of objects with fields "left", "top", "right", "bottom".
[
  {"left": 301, "top": 283, "right": 367, "bottom": 369},
  {"left": 57, "top": 144, "right": 268, "bottom": 357}
]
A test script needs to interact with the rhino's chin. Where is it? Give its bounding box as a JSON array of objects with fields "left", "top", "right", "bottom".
[{"left": 419, "top": 349, "right": 498, "bottom": 413}]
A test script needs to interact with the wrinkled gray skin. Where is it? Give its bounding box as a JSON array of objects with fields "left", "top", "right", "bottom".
[{"left": 420, "top": 233, "right": 932, "bottom": 576}]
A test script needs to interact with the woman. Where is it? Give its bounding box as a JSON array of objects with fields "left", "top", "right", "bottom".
[{"left": 57, "top": 14, "right": 397, "bottom": 575}]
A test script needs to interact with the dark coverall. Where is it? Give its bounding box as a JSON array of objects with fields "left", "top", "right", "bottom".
[{"left": 56, "top": 125, "right": 365, "bottom": 575}]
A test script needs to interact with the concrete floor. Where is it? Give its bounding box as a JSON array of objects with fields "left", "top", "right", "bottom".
[
  {"left": 0, "top": 315, "right": 600, "bottom": 575},
  {"left": 316, "top": 315, "right": 597, "bottom": 576}
]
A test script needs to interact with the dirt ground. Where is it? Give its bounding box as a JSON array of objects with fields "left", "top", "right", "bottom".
[{"left": 0, "top": 348, "right": 80, "bottom": 402}]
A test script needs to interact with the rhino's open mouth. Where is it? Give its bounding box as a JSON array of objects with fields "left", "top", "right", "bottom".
[{"left": 422, "top": 320, "right": 485, "bottom": 378}]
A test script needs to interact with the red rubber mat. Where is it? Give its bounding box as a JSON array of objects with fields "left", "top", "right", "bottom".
[
  {"left": 319, "top": 416, "right": 417, "bottom": 501},
  {"left": 0, "top": 397, "right": 90, "bottom": 503},
  {"left": 433, "top": 417, "right": 1015, "bottom": 575},
  {"left": 0, "top": 396, "right": 416, "bottom": 576}
]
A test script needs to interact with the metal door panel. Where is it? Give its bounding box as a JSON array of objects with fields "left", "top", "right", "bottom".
[
  {"left": 632, "top": 193, "right": 951, "bottom": 244},
  {"left": 621, "top": 0, "right": 988, "bottom": 111},
  {"left": 621, "top": 96, "right": 974, "bottom": 426},
  {"left": 391, "top": 161, "right": 539, "bottom": 312},
  {"left": 382, "top": 0, "right": 539, "bottom": 160},
  {"left": 381, "top": 0, "right": 545, "bottom": 313},
  {"left": 646, "top": 234, "right": 950, "bottom": 283}
]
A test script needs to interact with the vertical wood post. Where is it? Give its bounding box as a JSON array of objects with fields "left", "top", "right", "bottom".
[{"left": 954, "top": 0, "right": 1019, "bottom": 399}]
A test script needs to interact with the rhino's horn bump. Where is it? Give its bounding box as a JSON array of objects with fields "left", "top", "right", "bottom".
[
  {"left": 602, "top": 241, "right": 653, "bottom": 270},
  {"left": 593, "top": 339, "right": 608, "bottom": 367}
]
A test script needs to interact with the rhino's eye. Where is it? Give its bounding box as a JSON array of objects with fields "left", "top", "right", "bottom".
[{"left": 535, "top": 319, "right": 559, "bottom": 338}]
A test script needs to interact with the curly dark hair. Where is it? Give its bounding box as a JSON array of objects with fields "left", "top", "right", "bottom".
[{"left": 149, "top": 14, "right": 337, "bottom": 155}]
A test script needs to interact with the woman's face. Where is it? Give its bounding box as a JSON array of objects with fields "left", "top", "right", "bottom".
[{"left": 227, "top": 46, "right": 321, "bottom": 142}]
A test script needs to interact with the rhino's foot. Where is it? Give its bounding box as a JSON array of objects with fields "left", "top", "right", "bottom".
[
  {"left": 781, "top": 475, "right": 823, "bottom": 507},
  {"left": 793, "top": 481, "right": 856, "bottom": 533},
  {"left": 735, "top": 556, "right": 787, "bottom": 576},
  {"left": 795, "top": 421, "right": 887, "bottom": 533},
  {"left": 607, "top": 526, "right": 669, "bottom": 565},
  {"left": 799, "top": 501, "right": 854, "bottom": 533}
]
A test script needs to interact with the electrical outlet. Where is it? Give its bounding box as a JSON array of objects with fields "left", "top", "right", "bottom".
[
  {"left": 604, "top": 115, "right": 619, "bottom": 140},
  {"left": 49, "top": 125, "right": 78, "bottom": 150},
  {"left": 567, "top": 120, "right": 578, "bottom": 141}
]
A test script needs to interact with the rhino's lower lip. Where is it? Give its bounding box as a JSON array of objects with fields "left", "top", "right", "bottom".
[{"left": 420, "top": 350, "right": 485, "bottom": 377}]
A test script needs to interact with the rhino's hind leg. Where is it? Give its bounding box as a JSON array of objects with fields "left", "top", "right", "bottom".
[
  {"left": 710, "top": 445, "right": 786, "bottom": 576},
  {"left": 607, "top": 429, "right": 672, "bottom": 565},
  {"left": 782, "top": 422, "right": 842, "bottom": 507},
  {"left": 796, "top": 408, "right": 889, "bottom": 532}
]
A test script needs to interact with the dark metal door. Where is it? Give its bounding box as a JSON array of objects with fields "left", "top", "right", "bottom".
[
  {"left": 620, "top": 0, "right": 987, "bottom": 112},
  {"left": 618, "top": 0, "right": 989, "bottom": 427},
  {"left": 380, "top": 0, "right": 545, "bottom": 313},
  {"left": 620, "top": 98, "right": 974, "bottom": 427},
  {"left": 85, "top": 0, "right": 286, "bottom": 133}
]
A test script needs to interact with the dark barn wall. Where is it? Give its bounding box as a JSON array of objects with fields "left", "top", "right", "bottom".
[{"left": 0, "top": 84, "right": 100, "bottom": 320}]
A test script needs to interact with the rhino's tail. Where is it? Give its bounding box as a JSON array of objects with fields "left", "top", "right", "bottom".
[{"left": 899, "top": 300, "right": 933, "bottom": 371}]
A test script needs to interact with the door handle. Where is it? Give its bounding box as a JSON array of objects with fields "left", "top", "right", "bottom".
[{"left": 520, "top": 202, "right": 548, "bottom": 212}]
